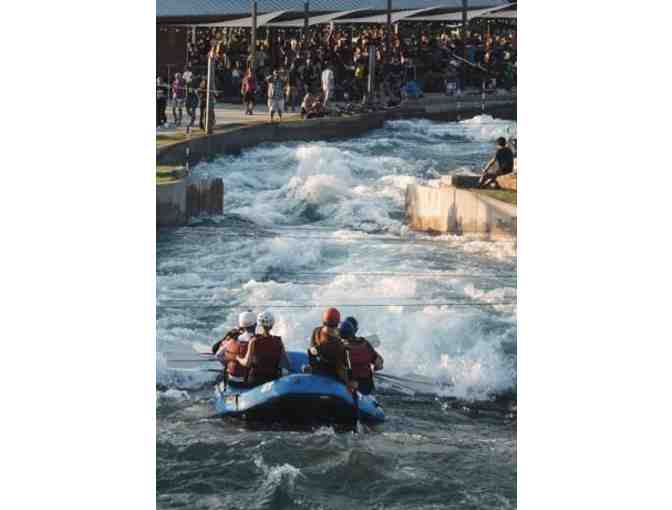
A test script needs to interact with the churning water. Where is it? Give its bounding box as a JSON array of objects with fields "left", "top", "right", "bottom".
[{"left": 157, "top": 115, "right": 517, "bottom": 509}]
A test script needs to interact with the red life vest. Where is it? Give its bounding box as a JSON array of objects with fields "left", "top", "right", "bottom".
[
  {"left": 249, "top": 334, "right": 283, "bottom": 380},
  {"left": 222, "top": 338, "right": 249, "bottom": 379},
  {"left": 347, "top": 339, "right": 376, "bottom": 379}
]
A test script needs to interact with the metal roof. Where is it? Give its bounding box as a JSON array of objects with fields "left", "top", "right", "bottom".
[
  {"left": 267, "top": 9, "right": 370, "bottom": 27},
  {"left": 194, "top": 10, "right": 289, "bottom": 27},
  {"left": 157, "top": 1, "right": 508, "bottom": 19},
  {"left": 407, "top": 2, "right": 515, "bottom": 22},
  {"left": 478, "top": 3, "right": 516, "bottom": 19},
  {"left": 337, "top": 6, "right": 449, "bottom": 24}
]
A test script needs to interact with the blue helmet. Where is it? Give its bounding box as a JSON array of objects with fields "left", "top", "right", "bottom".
[
  {"left": 344, "top": 316, "right": 358, "bottom": 333},
  {"left": 339, "top": 320, "right": 356, "bottom": 339}
]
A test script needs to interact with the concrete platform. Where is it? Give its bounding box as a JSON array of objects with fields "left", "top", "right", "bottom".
[{"left": 405, "top": 182, "right": 516, "bottom": 240}]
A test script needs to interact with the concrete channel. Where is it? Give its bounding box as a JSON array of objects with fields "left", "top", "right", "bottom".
[{"left": 156, "top": 94, "right": 516, "bottom": 227}]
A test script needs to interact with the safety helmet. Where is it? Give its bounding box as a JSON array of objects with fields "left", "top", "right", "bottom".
[
  {"left": 257, "top": 310, "right": 275, "bottom": 329},
  {"left": 238, "top": 310, "right": 257, "bottom": 328},
  {"left": 322, "top": 307, "right": 341, "bottom": 328},
  {"left": 344, "top": 316, "right": 358, "bottom": 333},
  {"left": 339, "top": 320, "right": 356, "bottom": 339}
]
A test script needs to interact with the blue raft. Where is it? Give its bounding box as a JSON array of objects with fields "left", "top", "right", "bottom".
[{"left": 213, "top": 351, "right": 385, "bottom": 425}]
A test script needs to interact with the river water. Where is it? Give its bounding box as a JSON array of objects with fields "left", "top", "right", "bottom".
[{"left": 157, "top": 115, "right": 517, "bottom": 509}]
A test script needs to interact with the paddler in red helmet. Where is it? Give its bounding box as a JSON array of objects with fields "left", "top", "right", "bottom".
[{"left": 308, "top": 307, "right": 357, "bottom": 391}]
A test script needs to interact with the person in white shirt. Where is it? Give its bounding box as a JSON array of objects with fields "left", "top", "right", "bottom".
[
  {"left": 321, "top": 65, "right": 335, "bottom": 107},
  {"left": 182, "top": 65, "right": 193, "bottom": 85}
]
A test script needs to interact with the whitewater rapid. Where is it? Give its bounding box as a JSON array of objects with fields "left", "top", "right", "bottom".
[{"left": 157, "top": 115, "right": 517, "bottom": 400}]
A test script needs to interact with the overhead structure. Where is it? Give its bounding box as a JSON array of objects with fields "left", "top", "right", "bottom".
[
  {"left": 403, "top": 3, "right": 515, "bottom": 22},
  {"left": 158, "top": 1, "right": 507, "bottom": 19},
  {"left": 477, "top": 5, "right": 516, "bottom": 19},
  {"left": 336, "top": 6, "right": 449, "bottom": 24},
  {"left": 192, "top": 10, "right": 289, "bottom": 28},
  {"left": 267, "top": 9, "right": 370, "bottom": 27}
]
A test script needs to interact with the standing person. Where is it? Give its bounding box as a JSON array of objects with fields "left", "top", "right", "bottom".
[
  {"left": 308, "top": 308, "right": 357, "bottom": 391},
  {"left": 339, "top": 318, "right": 384, "bottom": 395},
  {"left": 241, "top": 68, "right": 257, "bottom": 115},
  {"left": 353, "top": 56, "right": 368, "bottom": 104},
  {"left": 237, "top": 310, "right": 290, "bottom": 388},
  {"left": 171, "top": 72, "right": 186, "bottom": 126},
  {"left": 266, "top": 69, "right": 285, "bottom": 122},
  {"left": 182, "top": 64, "right": 193, "bottom": 86},
  {"left": 156, "top": 76, "right": 168, "bottom": 127},
  {"left": 286, "top": 62, "right": 299, "bottom": 113},
  {"left": 321, "top": 63, "right": 335, "bottom": 108},
  {"left": 479, "top": 137, "right": 515, "bottom": 188},
  {"left": 185, "top": 77, "right": 199, "bottom": 128}
]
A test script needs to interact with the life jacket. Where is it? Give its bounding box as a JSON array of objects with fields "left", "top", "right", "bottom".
[
  {"left": 243, "top": 77, "right": 256, "bottom": 93},
  {"left": 309, "top": 327, "right": 341, "bottom": 377},
  {"left": 221, "top": 337, "right": 249, "bottom": 380},
  {"left": 212, "top": 328, "right": 240, "bottom": 354},
  {"left": 248, "top": 334, "right": 283, "bottom": 380},
  {"left": 345, "top": 338, "right": 376, "bottom": 379}
]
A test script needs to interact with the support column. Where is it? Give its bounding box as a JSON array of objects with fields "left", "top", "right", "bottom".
[
  {"left": 303, "top": 1, "right": 309, "bottom": 44},
  {"left": 205, "top": 54, "right": 215, "bottom": 134},
  {"left": 386, "top": 0, "right": 392, "bottom": 62},
  {"left": 367, "top": 44, "right": 376, "bottom": 102},
  {"left": 251, "top": 1, "right": 258, "bottom": 71},
  {"left": 462, "top": 0, "right": 468, "bottom": 91}
]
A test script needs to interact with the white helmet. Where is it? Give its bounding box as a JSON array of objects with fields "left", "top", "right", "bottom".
[
  {"left": 238, "top": 311, "right": 257, "bottom": 328},
  {"left": 257, "top": 310, "right": 275, "bottom": 329}
]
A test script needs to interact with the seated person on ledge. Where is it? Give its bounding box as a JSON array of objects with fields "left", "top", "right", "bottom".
[
  {"left": 479, "top": 137, "right": 514, "bottom": 188},
  {"left": 300, "top": 92, "right": 325, "bottom": 119}
]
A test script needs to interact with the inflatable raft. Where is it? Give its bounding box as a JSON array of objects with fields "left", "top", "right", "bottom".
[{"left": 213, "top": 351, "right": 385, "bottom": 425}]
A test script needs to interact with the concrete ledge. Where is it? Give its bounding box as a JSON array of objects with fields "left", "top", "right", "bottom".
[
  {"left": 497, "top": 174, "right": 517, "bottom": 191},
  {"left": 157, "top": 180, "right": 187, "bottom": 226},
  {"left": 157, "top": 177, "right": 224, "bottom": 226},
  {"left": 157, "top": 100, "right": 515, "bottom": 166},
  {"left": 406, "top": 183, "right": 516, "bottom": 240}
]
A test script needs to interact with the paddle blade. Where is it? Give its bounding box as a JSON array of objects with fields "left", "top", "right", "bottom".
[{"left": 367, "top": 335, "right": 381, "bottom": 348}]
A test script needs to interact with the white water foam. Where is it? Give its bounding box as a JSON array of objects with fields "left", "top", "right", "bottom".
[{"left": 157, "top": 117, "right": 517, "bottom": 399}]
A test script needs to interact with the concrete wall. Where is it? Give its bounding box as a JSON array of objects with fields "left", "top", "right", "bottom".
[
  {"left": 157, "top": 100, "right": 515, "bottom": 167},
  {"left": 157, "top": 177, "right": 224, "bottom": 226},
  {"left": 157, "top": 180, "right": 187, "bottom": 226},
  {"left": 406, "top": 184, "right": 517, "bottom": 240}
]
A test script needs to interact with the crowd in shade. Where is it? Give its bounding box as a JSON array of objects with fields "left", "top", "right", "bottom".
[{"left": 158, "top": 23, "right": 516, "bottom": 128}]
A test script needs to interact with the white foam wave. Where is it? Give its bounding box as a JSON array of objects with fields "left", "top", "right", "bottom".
[
  {"left": 254, "top": 455, "right": 304, "bottom": 492},
  {"left": 158, "top": 117, "right": 517, "bottom": 397}
]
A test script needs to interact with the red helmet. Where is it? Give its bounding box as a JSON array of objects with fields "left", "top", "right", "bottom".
[{"left": 322, "top": 307, "right": 341, "bottom": 327}]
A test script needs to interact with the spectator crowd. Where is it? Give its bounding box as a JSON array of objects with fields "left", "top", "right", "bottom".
[{"left": 158, "top": 23, "right": 516, "bottom": 129}]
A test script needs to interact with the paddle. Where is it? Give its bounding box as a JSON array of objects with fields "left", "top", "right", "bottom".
[
  {"left": 168, "top": 367, "right": 222, "bottom": 374},
  {"left": 366, "top": 334, "right": 381, "bottom": 348},
  {"left": 168, "top": 359, "right": 219, "bottom": 363},
  {"left": 374, "top": 373, "right": 440, "bottom": 387}
]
